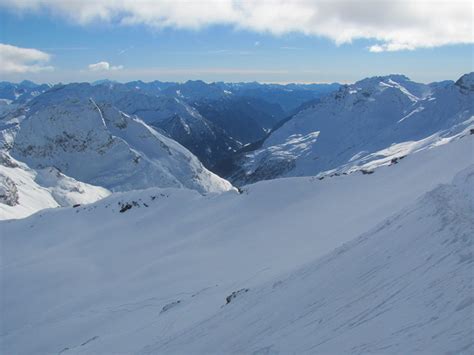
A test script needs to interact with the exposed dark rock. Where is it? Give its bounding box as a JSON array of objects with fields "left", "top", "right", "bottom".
[
  {"left": 0, "top": 175, "right": 19, "bottom": 206},
  {"left": 226, "top": 288, "right": 249, "bottom": 304},
  {"left": 119, "top": 203, "right": 133, "bottom": 213},
  {"left": 0, "top": 153, "right": 19, "bottom": 168},
  {"left": 160, "top": 300, "right": 181, "bottom": 314}
]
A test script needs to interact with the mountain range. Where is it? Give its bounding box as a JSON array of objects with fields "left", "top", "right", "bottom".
[
  {"left": 0, "top": 94, "right": 233, "bottom": 219},
  {"left": 1, "top": 80, "right": 338, "bottom": 169},
  {"left": 222, "top": 73, "right": 474, "bottom": 184},
  {"left": 0, "top": 72, "right": 472, "bottom": 353},
  {"left": 1, "top": 73, "right": 472, "bottom": 219}
]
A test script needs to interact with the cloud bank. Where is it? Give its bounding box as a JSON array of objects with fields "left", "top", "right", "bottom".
[
  {"left": 0, "top": 0, "right": 472, "bottom": 52},
  {"left": 0, "top": 43, "right": 54, "bottom": 74},
  {"left": 88, "top": 61, "right": 123, "bottom": 71}
]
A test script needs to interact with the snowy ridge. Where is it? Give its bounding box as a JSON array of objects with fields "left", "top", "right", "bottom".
[
  {"left": 5, "top": 97, "right": 232, "bottom": 193},
  {"left": 0, "top": 135, "right": 472, "bottom": 354},
  {"left": 318, "top": 122, "right": 473, "bottom": 178},
  {"left": 21, "top": 82, "right": 241, "bottom": 167},
  {"left": 230, "top": 73, "right": 474, "bottom": 184},
  {"left": 0, "top": 96, "right": 234, "bottom": 219},
  {"left": 0, "top": 152, "right": 109, "bottom": 220}
]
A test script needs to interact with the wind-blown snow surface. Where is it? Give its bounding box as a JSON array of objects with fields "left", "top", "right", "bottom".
[
  {"left": 231, "top": 73, "right": 474, "bottom": 184},
  {"left": 157, "top": 166, "right": 474, "bottom": 355},
  {"left": 1, "top": 135, "right": 472, "bottom": 354}
]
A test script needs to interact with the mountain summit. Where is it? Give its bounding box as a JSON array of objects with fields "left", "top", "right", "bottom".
[
  {"left": 227, "top": 73, "right": 474, "bottom": 184},
  {"left": 7, "top": 98, "right": 233, "bottom": 193}
]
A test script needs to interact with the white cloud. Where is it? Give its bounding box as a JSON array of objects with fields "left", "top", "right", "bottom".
[
  {"left": 0, "top": 0, "right": 472, "bottom": 52},
  {"left": 0, "top": 43, "right": 54, "bottom": 74},
  {"left": 369, "top": 43, "right": 416, "bottom": 53},
  {"left": 88, "top": 61, "right": 123, "bottom": 71}
]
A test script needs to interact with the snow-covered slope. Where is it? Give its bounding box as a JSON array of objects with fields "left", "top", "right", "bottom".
[
  {"left": 110, "top": 92, "right": 241, "bottom": 168},
  {"left": 24, "top": 83, "right": 241, "bottom": 167},
  {"left": 0, "top": 152, "right": 110, "bottom": 220},
  {"left": 0, "top": 80, "right": 51, "bottom": 104},
  {"left": 1, "top": 134, "right": 471, "bottom": 354},
  {"left": 230, "top": 73, "right": 474, "bottom": 184},
  {"left": 1, "top": 98, "right": 232, "bottom": 195},
  {"left": 157, "top": 165, "right": 474, "bottom": 354}
]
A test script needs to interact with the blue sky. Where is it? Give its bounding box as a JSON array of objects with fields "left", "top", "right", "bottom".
[{"left": 0, "top": 1, "right": 472, "bottom": 84}]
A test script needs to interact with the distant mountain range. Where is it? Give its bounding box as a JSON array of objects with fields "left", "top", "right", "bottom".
[
  {"left": 221, "top": 73, "right": 474, "bottom": 185},
  {"left": 0, "top": 79, "right": 340, "bottom": 168},
  {"left": 0, "top": 80, "right": 52, "bottom": 104},
  {"left": 1, "top": 73, "right": 472, "bottom": 219}
]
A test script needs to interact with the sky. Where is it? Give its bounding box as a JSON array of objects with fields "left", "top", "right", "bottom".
[{"left": 0, "top": 0, "right": 472, "bottom": 84}]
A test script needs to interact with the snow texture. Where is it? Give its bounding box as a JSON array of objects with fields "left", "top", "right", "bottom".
[{"left": 1, "top": 135, "right": 472, "bottom": 354}]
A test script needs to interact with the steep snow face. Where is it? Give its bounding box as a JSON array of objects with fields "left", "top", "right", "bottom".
[
  {"left": 105, "top": 92, "right": 241, "bottom": 168},
  {"left": 148, "top": 102, "right": 240, "bottom": 168},
  {"left": 24, "top": 82, "right": 200, "bottom": 125},
  {"left": 0, "top": 152, "right": 109, "bottom": 220},
  {"left": 0, "top": 136, "right": 472, "bottom": 354},
  {"left": 4, "top": 98, "right": 233, "bottom": 194},
  {"left": 231, "top": 73, "right": 474, "bottom": 184},
  {"left": 26, "top": 83, "right": 241, "bottom": 168}
]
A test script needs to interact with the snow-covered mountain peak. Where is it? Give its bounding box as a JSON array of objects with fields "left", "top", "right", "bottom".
[
  {"left": 228, "top": 73, "right": 473, "bottom": 184},
  {"left": 354, "top": 74, "right": 411, "bottom": 86},
  {"left": 455, "top": 72, "right": 474, "bottom": 92},
  {"left": 4, "top": 97, "right": 233, "bottom": 195},
  {"left": 346, "top": 74, "right": 429, "bottom": 102}
]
